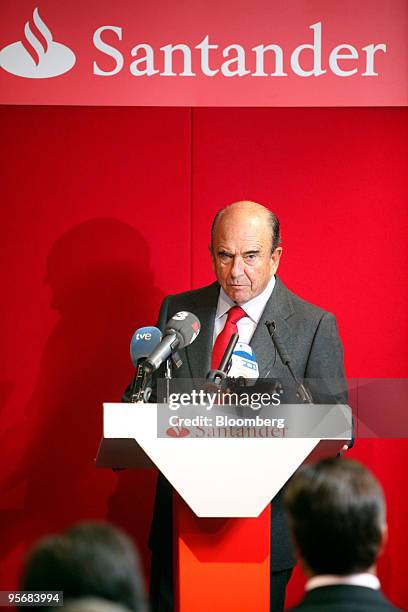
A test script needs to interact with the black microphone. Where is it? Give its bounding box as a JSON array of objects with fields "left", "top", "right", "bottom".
[
  {"left": 265, "top": 320, "right": 314, "bottom": 404},
  {"left": 143, "top": 311, "right": 201, "bottom": 374}
]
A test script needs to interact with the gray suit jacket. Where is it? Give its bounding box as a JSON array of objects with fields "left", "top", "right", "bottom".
[
  {"left": 156, "top": 276, "right": 346, "bottom": 401},
  {"left": 146, "top": 276, "right": 347, "bottom": 572}
]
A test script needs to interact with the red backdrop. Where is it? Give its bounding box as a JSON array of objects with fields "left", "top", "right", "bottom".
[{"left": 0, "top": 106, "right": 407, "bottom": 609}]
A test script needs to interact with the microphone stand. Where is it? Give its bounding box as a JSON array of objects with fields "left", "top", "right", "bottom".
[
  {"left": 265, "top": 320, "right": 314, "bottom": 404},
  {"left": 163, "top": 350, "right": 183, "bottom": 404},
  {"left": 206, "top": 333, "right": 239, "bottom": 387}
]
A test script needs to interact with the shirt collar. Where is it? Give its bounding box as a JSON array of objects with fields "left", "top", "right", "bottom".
[
  {"left": 216, "top": 275, "right": 276, "bottom": 323},
  {"left": 306, "top": 573, "right": 381, "bottom": 592}
]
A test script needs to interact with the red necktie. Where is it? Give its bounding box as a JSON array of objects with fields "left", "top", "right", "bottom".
[{"left": 211, "top": 306, "right": 246, "bottom": 369}]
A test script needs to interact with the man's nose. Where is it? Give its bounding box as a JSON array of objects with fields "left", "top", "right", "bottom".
[{"left": 231, "top": 255, "right": 244, "bottom": 278}]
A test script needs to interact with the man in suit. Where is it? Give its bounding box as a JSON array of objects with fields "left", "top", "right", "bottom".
[
  {"left": 135, "top": 201, "right": 347, "bottom": 611},
  {"left": 283, "top": 457, "right": 399, "bottom": 611}
]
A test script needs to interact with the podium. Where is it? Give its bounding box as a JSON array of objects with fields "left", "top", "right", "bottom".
[{"left": 97, "top": 402, "right": 352, "bottom": 612}]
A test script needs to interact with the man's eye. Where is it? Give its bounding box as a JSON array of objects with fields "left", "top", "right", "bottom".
[
  {"left": 218, "top": 253, "right": 231, "bottom": 262},
  {"left": 245, "top": 253, "right": 258, "bottom": 261}
]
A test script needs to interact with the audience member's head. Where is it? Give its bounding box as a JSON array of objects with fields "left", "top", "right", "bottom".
[
  {"left": 20, "top": 522, "right": 146, "bottom": 612},
  {"left": 53, "top": 598, "right": 130, "bottom": 612},
  {"left": 284, "top": 457, "right": 387, "bottom": 576}
]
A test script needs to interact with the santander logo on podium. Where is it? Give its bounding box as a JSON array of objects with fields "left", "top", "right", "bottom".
[
  {"left": 166, "top": 426, "right": 191, "bottom": 438},
  {"left": 0, "top": 7, "right": 75, "bottom": 78}
]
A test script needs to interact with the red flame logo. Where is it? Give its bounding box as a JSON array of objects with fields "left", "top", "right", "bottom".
[
  {"left": 166, "top": 426, "right": 190, "bottom": 438},
  {"left": 21, "top": 8, "right": 53, "bottom": 66}
]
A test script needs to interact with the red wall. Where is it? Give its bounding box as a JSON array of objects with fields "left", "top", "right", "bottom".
[{"left": 0, "top": 106, "right": 407, "bottom": 609}]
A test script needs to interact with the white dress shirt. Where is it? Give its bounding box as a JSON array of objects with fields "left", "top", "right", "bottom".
[
  {"left": 212, "top": 275, "right": 276, "bottom": 346},
  {"left": 306, "top": 573, "right": 381, "bottom": 591}
]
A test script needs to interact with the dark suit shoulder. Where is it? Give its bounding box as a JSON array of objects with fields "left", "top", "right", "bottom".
[
  {"left": 165, "top": 282, "right": 219, "bottom": 304},
  {"left": 159, "top": 282, "right": 219, "bottom": 316},
  {"left": 278, "top": 278, "right": 331, "bottom": 320},
  {"left": 156, "top": 282, "right": 219, "bottom": 333},
  {"left": 289, "top": 585, "right": 400, "bottom": 612}
]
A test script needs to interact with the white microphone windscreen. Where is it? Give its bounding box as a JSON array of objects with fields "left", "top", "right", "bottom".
[{"left": 228, "top": 342, "right": 259, "bottom": 384}]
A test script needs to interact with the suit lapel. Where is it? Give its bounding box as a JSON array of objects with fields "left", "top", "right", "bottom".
[
  {"left": 184, "top": 282, "right": 219, "bottom": 379},
  {"left": 250, "top": 277, "right": 295, "bottom": 377}
]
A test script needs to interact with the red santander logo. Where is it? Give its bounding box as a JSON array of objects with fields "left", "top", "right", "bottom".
[{"left": 166, "top": 426, "right": 190, "bottom": 438}]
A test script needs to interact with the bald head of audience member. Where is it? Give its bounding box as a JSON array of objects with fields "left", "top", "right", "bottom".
[
  {"left": 284, "top": 458, "right": 387, "bottom": 577},
  {"left": 20, "top": 522, "right": 146, "bottom": 612}
]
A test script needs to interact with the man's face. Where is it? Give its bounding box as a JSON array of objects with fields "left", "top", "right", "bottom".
[{"left": 211, "top": 209, "right": 282, "bottom": 304}]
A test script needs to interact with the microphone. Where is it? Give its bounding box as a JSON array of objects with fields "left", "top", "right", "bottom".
[
  {"left": 227, "top": 342, "right": 259, "bottom": 386},
  {"left": 129, "top": 326, "right": 162, "bottom": 402},
  {"left": 130, "top": 326, "right": 162, "bottom": 367},
  {"left": 143, "top": 311, "right": 200, "bottom": 374},
  {"left": 265, "top": 320, "right": 313, "bottom": 403}
]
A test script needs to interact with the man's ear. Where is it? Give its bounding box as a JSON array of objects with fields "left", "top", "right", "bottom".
[
  {"left": 290, "top": 539, "right": 314, "bottom": 579},
  {"left": 271, "top": 246, "right": 283, "bottom": 275},
  {"left": 378, "top": 523, "right": 388, "bottom": 557}
]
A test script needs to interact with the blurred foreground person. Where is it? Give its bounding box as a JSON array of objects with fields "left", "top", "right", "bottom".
[
  {"left": 20, "top": 522, "right": 147, "bottom": 612},
  {"left": 284, "top": 458, "right": 400, "bottom": 611},
  {"left": 52, "top": 598, "right": 130, "bottom": 612}
]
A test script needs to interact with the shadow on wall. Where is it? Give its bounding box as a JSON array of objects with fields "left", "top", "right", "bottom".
[{"left": 0, "top": 218, "right": 163, "bottom": 586}]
